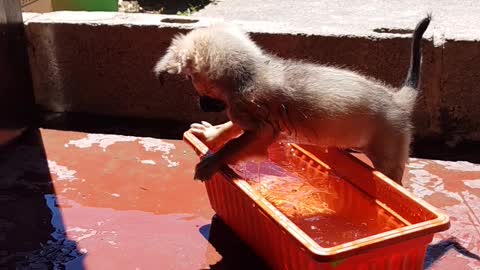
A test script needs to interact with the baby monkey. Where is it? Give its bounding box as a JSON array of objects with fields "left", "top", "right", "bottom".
[{"left": 154, "top": 15, "right": 431, "bottom": 185}]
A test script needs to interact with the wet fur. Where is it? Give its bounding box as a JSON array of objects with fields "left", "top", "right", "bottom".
[{"left": 154, "top": 16, "right": 432, "bottom": 185}]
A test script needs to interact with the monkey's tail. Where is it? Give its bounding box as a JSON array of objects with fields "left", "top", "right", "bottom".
[
  {"left": 396, "top": 14, "right": 431, "bottom": 110},
  {"left": 404, "top": 14, "right": 431, "bottom": 89}
]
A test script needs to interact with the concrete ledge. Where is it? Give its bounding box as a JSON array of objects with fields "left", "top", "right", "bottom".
[
  {"left": 22, "top": 12, "right": 42, "bottom": 22},
  {"left": 23, "top": 12, "right": 480, "bottom": 143},
  {"left": 25, "top": 12, "right": 228, "bottom": 126},
  {"left": 439, "top": 40, "right": 480, "bottom": 143}
]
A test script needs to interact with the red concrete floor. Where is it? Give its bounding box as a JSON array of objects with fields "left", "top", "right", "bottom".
[{"left": 1, "top": 128, "right": 480, "bottom": 269}]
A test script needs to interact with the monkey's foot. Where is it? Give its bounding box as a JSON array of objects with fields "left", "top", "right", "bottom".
[{"left": 194, "top": 153, "right": 222, "bottom": 182}]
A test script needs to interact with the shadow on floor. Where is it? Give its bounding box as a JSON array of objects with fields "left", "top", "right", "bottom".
[
  {"left": 0, "top": 129, "right": 85, "bottom": 269},
  {"left": 412, "top": 137, "right": 480, "bottom": 164},
  {"left": 39, "top": 112, "right": 480, "bottom": 165},
  {"left": 40, "top": 112, "right": 192, "bottom": 140},
  {"left": 198, "top": 215, "right": 271, "bottom": 270},
  {"left": 424, "top": 237, "right": 480, "bottom": 269}
]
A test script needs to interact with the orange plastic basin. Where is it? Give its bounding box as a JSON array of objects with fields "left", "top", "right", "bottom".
[{"left": 183, "top": 131, "right": 450, "bottom": 270}]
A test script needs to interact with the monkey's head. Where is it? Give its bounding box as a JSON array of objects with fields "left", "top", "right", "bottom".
[{"left": 153, "top": 23, "right": 263, "bottom": 113}]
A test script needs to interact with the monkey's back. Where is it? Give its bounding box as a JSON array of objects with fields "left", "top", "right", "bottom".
[{"left": 254, "top": 59, "right": 410, "bottom": 148}]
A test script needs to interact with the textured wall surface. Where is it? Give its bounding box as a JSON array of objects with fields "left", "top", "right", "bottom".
[{"left": 22, "top": 11, "right": 480, "bottom": 143}]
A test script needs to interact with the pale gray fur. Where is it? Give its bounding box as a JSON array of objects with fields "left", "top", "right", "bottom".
[{"left": 154, "top": 16, "right": 431, "bottom": 185}]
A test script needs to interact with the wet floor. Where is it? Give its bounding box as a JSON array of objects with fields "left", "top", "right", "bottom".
[{"left": 1, "top": 128, "right": 479, "bottom": 269}]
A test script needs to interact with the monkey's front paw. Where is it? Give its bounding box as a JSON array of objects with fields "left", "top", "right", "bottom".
[
  {"left": 189, "top": 121, "right": 223, "bottom": 150},
  {"left": 194, "top": 153, "right": 222, "bottom": 182}
]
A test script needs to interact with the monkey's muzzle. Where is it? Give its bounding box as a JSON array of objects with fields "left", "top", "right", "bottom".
[{"left": 199, "top": 96, "right": 226, "bottom": 112}]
